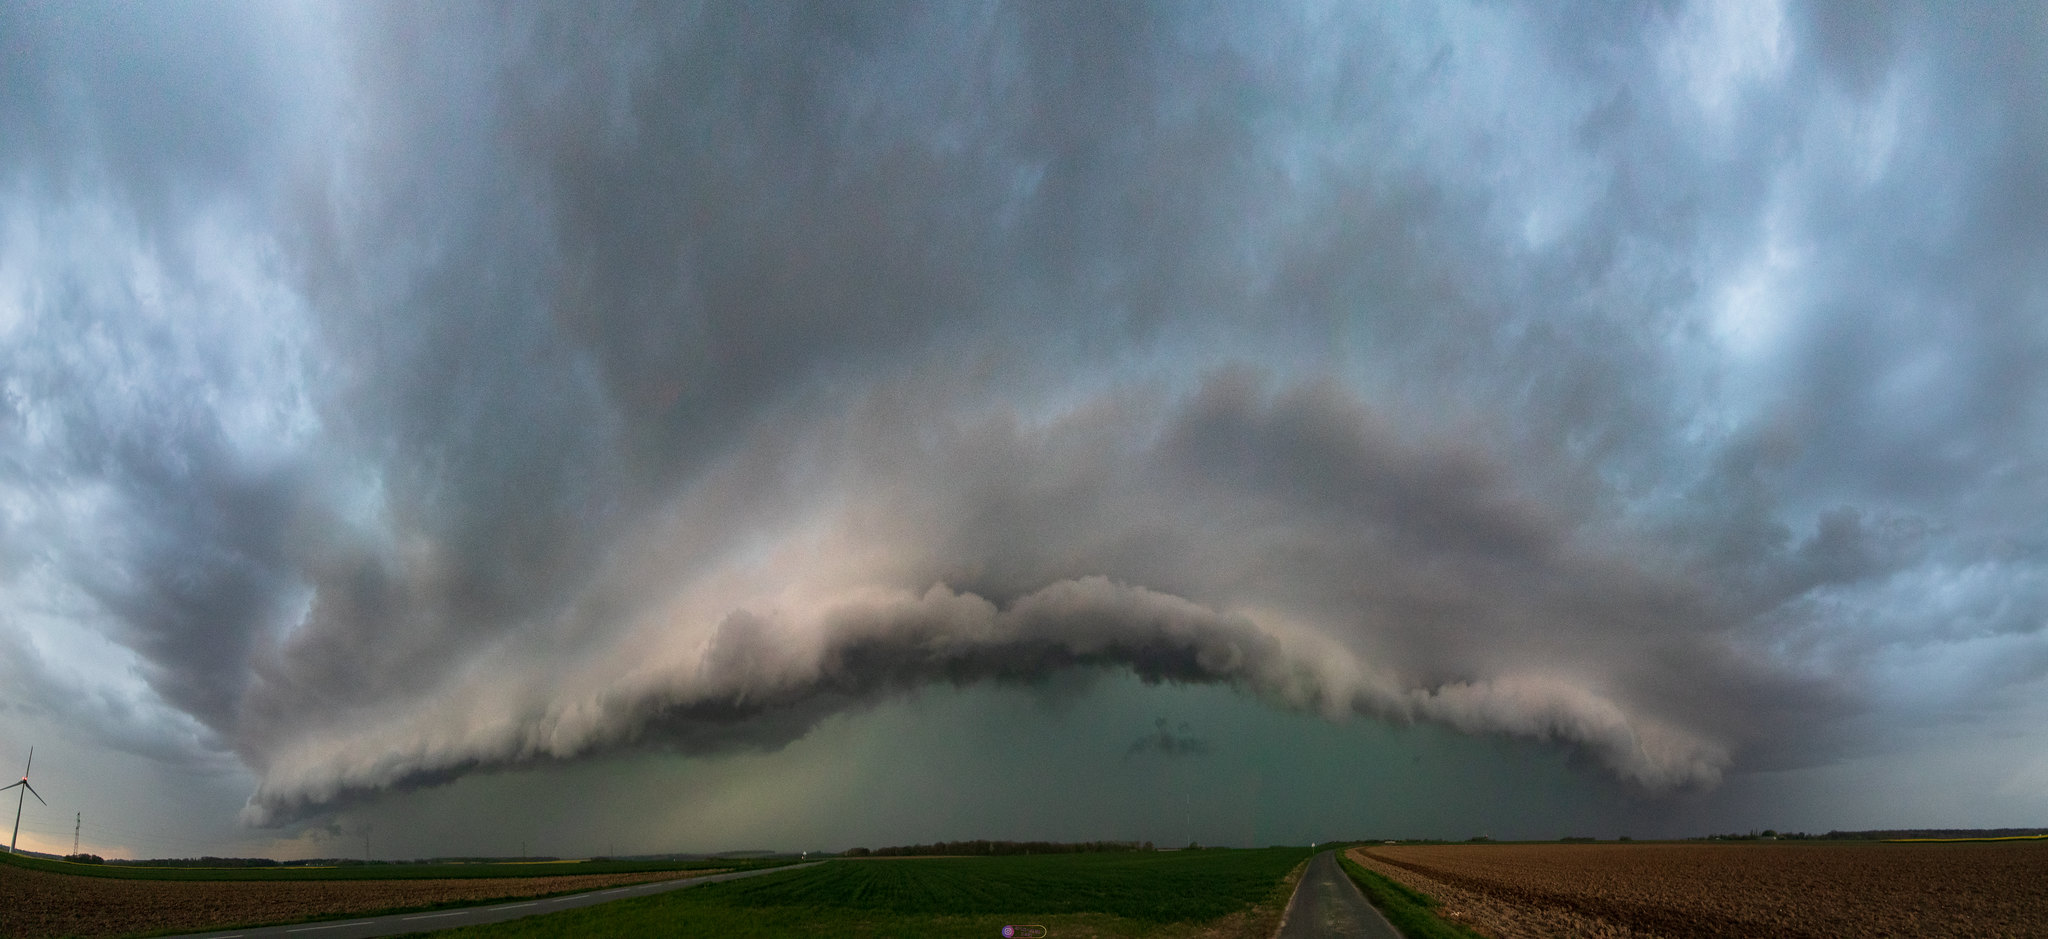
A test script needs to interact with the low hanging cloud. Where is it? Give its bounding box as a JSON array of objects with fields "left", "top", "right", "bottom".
[
  {"left": 3, "top": 0, "right": 2046, "bottom": 832},
  {"left": 243, "top": 574, "right": 1730, "bottom": 825},
  {"left": 236, "top": 375, "right": 1755, "bottom": 824}
]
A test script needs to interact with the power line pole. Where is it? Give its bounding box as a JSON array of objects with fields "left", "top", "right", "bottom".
[{"left": 73, "top": 813, "right": 80, "bottom": 856}]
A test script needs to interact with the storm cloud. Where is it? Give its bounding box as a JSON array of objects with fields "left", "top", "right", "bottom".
[{"left": 3, "top": 0, "right": 2044, "bottom": 835}]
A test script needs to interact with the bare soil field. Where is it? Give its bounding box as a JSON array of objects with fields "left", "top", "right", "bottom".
[
  {"left": 0, "top": 865, "right": 717, "bottom": 938},
  {"left": 1349, "top": 841, "right": 2048, "bottom": 938}
]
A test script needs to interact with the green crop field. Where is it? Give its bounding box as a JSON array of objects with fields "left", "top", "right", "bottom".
[
  {"left": 424, "top": 848, "right": 1310, "bottom": 938},
  {"left": 0, "top": 848, "right": 779, "bottom": 881}
]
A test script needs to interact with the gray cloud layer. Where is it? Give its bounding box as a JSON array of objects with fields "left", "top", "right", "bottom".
[{"left": 2, "top": 1, "right": 2044, "bottom": 829}]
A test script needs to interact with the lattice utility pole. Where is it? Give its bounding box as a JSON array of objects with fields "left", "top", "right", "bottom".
[{"left": 72, "top": 813, "right": 80, "bottom": 856}]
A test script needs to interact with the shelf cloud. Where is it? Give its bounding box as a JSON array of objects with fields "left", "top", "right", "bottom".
[{"left": 2, "top": 1, "right": 2044, "bottom": 836}]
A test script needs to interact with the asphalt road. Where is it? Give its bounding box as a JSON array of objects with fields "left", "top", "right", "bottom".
[
  {"left": 1276, "top": 850, "right": 1403, "bottom": 939},
  {"left": 155, "top": 862, "right": 822, "bottom": 939}
]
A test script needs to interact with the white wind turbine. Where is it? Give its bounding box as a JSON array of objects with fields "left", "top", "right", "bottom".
[{"left": 4, "top": 747, "right": 47, "bottom": 854}]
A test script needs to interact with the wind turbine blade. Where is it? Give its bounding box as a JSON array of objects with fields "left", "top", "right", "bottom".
[
  {"left": 0, "top": 780, "right": 20, "bottom": 794},
  {"left": 23, "top": 747, "right": 30, "bottom": 777},
  {"left": 24, "top": 782, "right": 44, "bottom": 806}
]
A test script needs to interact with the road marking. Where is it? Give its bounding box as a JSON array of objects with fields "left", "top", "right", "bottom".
[
  {"left": 489, "top": 902, "right": 539, "bottom": 911},
  {"left": 401, "top": 911, "right": 472, "bottom": 920},
  {"left": 286, "top": 923, "right": 374, "bottom": 932}
]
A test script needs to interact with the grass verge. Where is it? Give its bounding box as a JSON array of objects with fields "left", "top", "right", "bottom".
[{"left": 1335, "top": 852, "right": 1486, "bottom": 939}]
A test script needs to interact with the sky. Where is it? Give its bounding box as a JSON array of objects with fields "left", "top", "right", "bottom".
[{"left": 1, "top": 1, "right": 2045, "bottom": 861}]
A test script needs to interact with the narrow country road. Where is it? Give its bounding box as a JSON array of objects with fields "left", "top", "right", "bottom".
[
  {"left": 1276, "top": 850, "right": 1403, "bottom": 939},
  {"left": 153, "top": 862, "right": 822, "bottom": 939}
]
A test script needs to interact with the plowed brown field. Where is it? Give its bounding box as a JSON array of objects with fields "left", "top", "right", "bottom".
[
  {"left": 1349, "top": 841, "right": 2048, "bottom": 938},
  {"left": 0, "top": 865, "right": 717, "bottom": 938}
]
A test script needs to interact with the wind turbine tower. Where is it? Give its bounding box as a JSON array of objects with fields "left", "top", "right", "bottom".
[{"left": 3, "top": 747, "right": 47, "bottom": 854}]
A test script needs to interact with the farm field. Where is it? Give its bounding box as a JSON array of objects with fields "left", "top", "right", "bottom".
[
  {"left": 0, "top": 851, "right": 761, "bottom": 939},
  {"left": 1348, "top": 841, "right": 2048, "bottom": 938},
  {"left": 422, "top": 848, "right": 1311, "bottom": 938},
  {"left": 0, "top": 849, "right": 754, "bottom": 881}
]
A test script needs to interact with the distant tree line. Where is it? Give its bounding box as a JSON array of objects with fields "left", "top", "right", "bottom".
[
  {"left": 103, "top": 856, "right": 350, "bottom": 867},
  {"left": 105, "top": 856, "right": 288, "bottom": 867},
  {"left": 1815, "top": 828, "right": 2048, "bottom": 840},
  {"left": 1700, "top": 828, "right": 2048, "bottom": 841},
  {"left": 82, "top": 855, "right": 606, "bottom": 868},
  {"left": 843, "top": 840, "right": 1154, "bottom": 857}
]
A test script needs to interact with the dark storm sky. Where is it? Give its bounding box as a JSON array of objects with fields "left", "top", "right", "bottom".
[{"left": 2, "top": 1, "right": 2045, "bottom": 857}]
